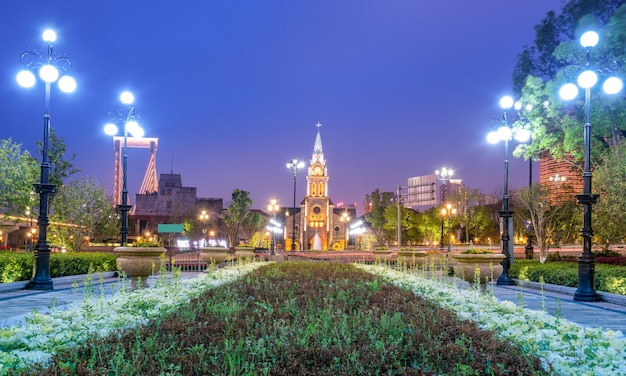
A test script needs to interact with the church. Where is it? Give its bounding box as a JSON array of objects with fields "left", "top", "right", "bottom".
[{"left": 284, "top": 123, "right": 356, "bottom": 251}]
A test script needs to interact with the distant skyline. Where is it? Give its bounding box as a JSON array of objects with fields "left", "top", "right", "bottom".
[{"left": 1, "top": 1, "right": 562, "bottom": 215}]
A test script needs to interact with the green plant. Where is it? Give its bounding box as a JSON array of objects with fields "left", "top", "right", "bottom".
[
  {"left": 132, "top": 239, "right": 163, "bottom": 247},
  {"left": 461, "top": 249, "right": 494, "bottom": 254}
]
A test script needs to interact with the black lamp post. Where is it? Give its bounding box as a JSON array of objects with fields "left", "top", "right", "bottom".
[
  {"left": 435, "top": 167, "right": 453, "bottom": 250},
  {"left": 17, "top": 29, "right": 77, "bottom": 291},
  {"left": 267, "top": 199, "right": 279, "bottom": 255},
  {"left": 286, "top": 158, "right": 304, "bottom": 251},
  {"left": 558, "top": 31, "right": 623, "bottom": 302},
  {"left": 487, "top": 96, "right": 532, "bottom": 286},
  {"left": 104, "top": 91, "right": 144, "bottom": 246},
  {"left": 442, "top": 204, "right": 456, "bottom": 252}
]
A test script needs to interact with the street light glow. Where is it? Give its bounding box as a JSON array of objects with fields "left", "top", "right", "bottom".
[
  {"left": 120, "top": 91, "right": 134, "bottom": 105},
  {"left": 578, "top": 70, "right": 598, "bottom": 89},
  {"left": 580, "top": 31, "right": 599, "bottom": 48},
  {"left": 39, "top": 64, "right": 59, "bottom": 83},
  {"left": 499, "top": 95, "right": 514, "bottom": 109},
  {"left": 42, "top": 29, "right": 57, "bottom": 43},
  {"left": 603, "top": 77, "right": 623, "bottom": 94},
  {"left": 559, "top": 83, "right": 579, "bottom": 100},
  {"left": 58, "top": 76, "right": 77, "bottom": 93},
  {"left": 16, "top": 70, "right": 36, "bottom": 88}
]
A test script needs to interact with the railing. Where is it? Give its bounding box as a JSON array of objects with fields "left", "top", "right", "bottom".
[{"left": 165, "top": 250, "right": 207, "bottom": 272}]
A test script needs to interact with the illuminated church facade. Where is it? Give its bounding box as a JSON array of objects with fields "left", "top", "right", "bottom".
[{"left": 285, "top": 123, "right": 356, "bottom": 251}]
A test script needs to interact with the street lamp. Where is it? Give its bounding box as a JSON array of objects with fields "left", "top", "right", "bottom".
[
  {"left": 199, "top": 210, "right": 209, "bottom": 244},
  {"left": 104, "top": 91, "right": 144, "bottom": 246},
  {"left": 487, "top": 95, "right": 532, "bottom": 285},
  {"left": 441, "top": 204, "right": 456, "bottom": 252},
  {"left": 267, "top": 198, "right": 280, "bottom": 254},
  {"left": 340, "top": 211, "right": 351, "bottom": 250},
  {"left": 559, "top": 30, "right": 623, "bottom": 302},
  {"left": 17, "top": 29, "right": 77, "bottom": 290},
  {"left": 435, "top": 167, "right": 453, "bottom": 250},
  {"left": 286, "top": 158, "right": 305, "bottom": 251}
]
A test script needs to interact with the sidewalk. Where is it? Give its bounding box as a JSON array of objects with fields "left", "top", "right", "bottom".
[
  {"left": 0, "top": 272, "right": 203, "bottom": 327},
  {"left": 2, "top": 272, "right": 626, "bottom": 336}
]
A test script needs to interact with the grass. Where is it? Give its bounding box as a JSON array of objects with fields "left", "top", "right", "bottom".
[{"left": 29, "top": 262, "right": 546, "bottom": 375}]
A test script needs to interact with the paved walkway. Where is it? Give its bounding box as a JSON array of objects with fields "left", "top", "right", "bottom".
[{"left": 2, "top": 270, "right": 626, "bottom": 336}]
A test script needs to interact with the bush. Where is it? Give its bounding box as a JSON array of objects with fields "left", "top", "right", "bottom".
[
  {"left": 510, "top": 259, "right": 626, "bottom": 295},
  {"left": 0, "top": 251, "right": 118, "bottom": 283}
]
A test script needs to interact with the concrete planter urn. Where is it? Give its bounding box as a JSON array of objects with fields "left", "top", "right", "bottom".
[
  {"left": 114, "top": 246, "right": 165, "bottom": 289},
  {"left": 234, "top": 247, "right": 256, "bottom": 259},
  {"left": 451, "top": 253, "right": 506, "bottom": 284},
  {"left": 396, "top": 250, "right": 428, "bottom": 267},
  {"left": 200, "top": 246, "right": 234, "bottom": 265},
  {"left": 372, "top": 249, "right": 392, "bottom": 262}
]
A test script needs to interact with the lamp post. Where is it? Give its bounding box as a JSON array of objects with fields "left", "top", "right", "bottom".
[
  {"left": 559, "top": 31, "right": 623, "bottom": 302},
  {"left": 487, "top": 95, "right": 532, "bottom": 285},
  {"left": 199, "top": 210, "right": 209, "bottom": 245},
  {"left": 286, "top": 159, "right": 305, "bottom": 251},
  {"left": 17, "top": 29, "right": 77, "bottom": 291},
  {"left": 104, "top": 91, "right": 144, "bottom": 246},
  {"left": 441, "top": 204, "right": 456, "bottom": 252},
  {"left": 340, "top": 211, "right": 351, "bottom": 250},
  {"left": 267, "top": 198, "right": 279, "bottom": 255},
  {"left": 435, "top": 167, "right": 453, "bottom": 250}
]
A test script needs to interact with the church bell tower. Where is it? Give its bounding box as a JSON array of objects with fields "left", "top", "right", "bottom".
[{"left": 302, "top": 122, "right": 333, "bottom": 250}]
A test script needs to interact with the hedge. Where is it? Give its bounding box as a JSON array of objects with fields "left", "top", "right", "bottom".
[
  {"left": 510, "top": 259, "right": 626, "bottom": 296},
  {"left": 0, "top": 251, "right": 118, "bottom": 283}
]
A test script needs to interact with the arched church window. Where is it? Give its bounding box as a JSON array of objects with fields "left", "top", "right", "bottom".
[
  {"left": 318, "top": 182, "right": 324, "bottom": 196},
  {"left": 311, "top": 183, "right": 317, "bottom": 196}
]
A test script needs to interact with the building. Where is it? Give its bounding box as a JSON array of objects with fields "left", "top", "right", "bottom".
[
  {"left": 538, "top": 151, "right": 580, "bottom": 204},
  {"left": 404, "top": 174, "right": 436, "bottom": 208},
  {"left": 132, "top": 173, "right": 223, "bottom": 239},
  {"left": 286, "top": 124, "right": 356, "bottom": 251}
]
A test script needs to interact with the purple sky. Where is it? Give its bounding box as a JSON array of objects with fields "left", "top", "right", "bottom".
[{"left": 1, "top": 1, "right": 562, "bottom": 215}]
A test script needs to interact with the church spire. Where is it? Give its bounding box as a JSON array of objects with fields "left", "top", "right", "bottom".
[{"left": 311, "top": 122, "right": 324, "bottom": 163}]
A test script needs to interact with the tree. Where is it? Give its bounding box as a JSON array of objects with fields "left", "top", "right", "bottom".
[
  {"left": 223, "top": 189, "right": 253, "bottom": 247},
  {"left": 514, "top": 184, "right": 574, "bottom": 263},
  {"left": 0, "top": 138, "right": 39, "bottom": 218},
  {"left": 37, "top": 128, "right": 80, "bottom": 198},
  {"left": 594, "top": 145, "right": 626, "bottom": 248},
  {"left": 241, "top": 211, "right": 264, "bottom": 244},
  {"left": 50, "top": 176, "right": 118, "bottom": 251},
  {"left": 383, "top": 204, "right": 410, "bottom": 247},
  {"left": 416, "top": 207, "right": 445, "bottom": 246},
  {"left": 364, "top": 189, "right": 394, "bottom": 246}
]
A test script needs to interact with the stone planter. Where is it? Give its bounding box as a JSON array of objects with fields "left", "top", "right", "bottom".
[
  {"left": 114, "top": 246, "right": 165, "bottom": 289},
  {"left": 200, "top": 246, "right": 234, "bottom": 265},
  {"left": 234, "top": 247, "right": 256, "bottom": 260},
  {"left": 451, "top": 253, "right": 506, "bottom": 284},
  {"left": 372, "top": 249, "right": 392, "bottom": 262},
  {"left": 396, "top": 250, "right": 428, "bottom": 267}
]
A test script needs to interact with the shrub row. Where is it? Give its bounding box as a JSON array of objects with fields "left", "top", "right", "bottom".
[
  {"left": 510, "top": 259, "right": 626, "bottom": 295},
  {"left": 0, "top": 251, "right": 118, "bottom": 283}
]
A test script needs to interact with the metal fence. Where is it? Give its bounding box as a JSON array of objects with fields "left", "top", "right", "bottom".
[{"left": 165, "top": 251, "right": 208, "bottom": 272}]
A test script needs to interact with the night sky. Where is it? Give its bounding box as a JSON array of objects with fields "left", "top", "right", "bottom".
[{"left": 1, "top": 1, "right": 561, "bottom": 214}]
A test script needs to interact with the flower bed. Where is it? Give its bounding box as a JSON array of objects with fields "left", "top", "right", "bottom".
[
  {"left": 359, "top": 264, "right": 626, "bottom": 375},
  {"left": 1, "top": 262, "right": 625, "bottom": 375}
]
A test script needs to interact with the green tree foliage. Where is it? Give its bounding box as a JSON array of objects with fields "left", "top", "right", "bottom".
[
  {"left": 37, "top": 128, "right": 80, "bottom": 197},
  {"left": 382, "top": 204, "right": 410, "bottom": 247},
  {"left": 50, "top": 176, "right": 118, "bottom": 251},
  {"left": 416, "top": 207, "right": 445, "bottom": 246},
  {"left": 0, "top": 139, "right": 39, "bottom": 218},
  {"left": 223, "top": 189, "right": 253, "bottom": 247},
  {"left": 513, "top": 184, "right": 579, "bottom": 263},
  {"left": 241, "top": 211, "right": 264, "bottom": 244},
  {"left": 364, "top": 189, "right": 394, "bottom": 246},
  {"left": 512, "top": 0, "right": 625, "bottom": 93},
  {"left": 594, "top": 145, "right": 626, "bottom": 248}
]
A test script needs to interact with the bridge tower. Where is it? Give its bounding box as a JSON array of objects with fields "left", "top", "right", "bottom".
[{"left": 112, "top": 136, "right": 159, "bottom": 207}]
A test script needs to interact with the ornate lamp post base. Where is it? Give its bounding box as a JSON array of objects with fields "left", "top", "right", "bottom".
[{"left": 496, "top": 210, "right": 515, "bottom": 285}]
